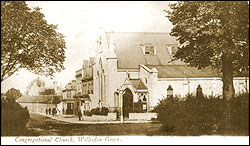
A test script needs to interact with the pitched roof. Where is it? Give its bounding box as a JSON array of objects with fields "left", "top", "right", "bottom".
[
  {"left": 130, "top": 79, "right": 148, "bottom": 90},
  {"left": 16, "top": 95, "right": 62, "bottom": 103},
  {"left": 146, "top": 65, "right": 220, "bottom": 78},
  {"left": 105, "top": 32, "right": 185, "bottom": 70},
  {"left": 105, "top": 32, "right": 220, "bottom": 78},
  {"left": 63, "top": 82, "right": 76, "bottom": 91}
]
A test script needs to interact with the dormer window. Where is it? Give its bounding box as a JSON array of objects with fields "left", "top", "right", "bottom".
[
  {"left": 141, "top": 44, "right": 156, "bottom": 55},
  {"left": 172, "top": 46, "right": 177, "bottom": 55},
  {"left": 166, "top": 45, "right": 177, "bottom": 57},
  {"left": 145, "top": 45, "right": 154, "bottom": 55}
]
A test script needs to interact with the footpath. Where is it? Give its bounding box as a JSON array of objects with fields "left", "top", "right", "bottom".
[{"left": 36, "top": 112, "right": 153, "bottom": 124}]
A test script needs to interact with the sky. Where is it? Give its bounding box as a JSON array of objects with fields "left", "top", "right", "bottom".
[{"left": 1, "top": 1, "right": 174, "bottom": 94}]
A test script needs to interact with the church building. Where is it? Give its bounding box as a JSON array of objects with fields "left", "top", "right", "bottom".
[{"left": 88, "top": 29, "right": 249, "bottom": 120}]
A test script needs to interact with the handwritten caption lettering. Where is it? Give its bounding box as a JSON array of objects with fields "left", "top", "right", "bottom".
[{"left": 15, "top": 136, "right": 122, "bottom": 144}]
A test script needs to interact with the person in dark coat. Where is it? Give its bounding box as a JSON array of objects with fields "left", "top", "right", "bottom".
[
  {"left": 78, "top": 110, "right": 82, "bottom": 121},
  {"left": 52, "top": 108, "right": 56, "bottom": 116},
  {"left": 45, "top": 108, "right": 48, "bottom": 115},
  {"left": 52, "top": 108, "right": 54, "bottom": 116},
  {"left": 48, "top": 107, "right": 51, "bottom": 115},
  {"left": 54, "top": 108, "right": 57, "bottom": 115}
]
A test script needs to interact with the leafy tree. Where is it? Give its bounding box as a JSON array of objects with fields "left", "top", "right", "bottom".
[
  {"left": 166, "top": 1, "right": 249, "bottom": 100},
  {"left": 39, "top": 88, "right": 55, "bottom": 95},
  {"left": 52, "top": 96, "right": 61, "bottom": 105},
  {"left": 5, "top": 88, "right": 22, "bottom": 101},
  {"left": 1, "top": 1, "right": 66, "bottom": 82}
]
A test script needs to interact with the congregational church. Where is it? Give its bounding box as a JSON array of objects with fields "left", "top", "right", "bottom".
[{"left": 78, "top": 28, "right": 249, "bottom": 120}]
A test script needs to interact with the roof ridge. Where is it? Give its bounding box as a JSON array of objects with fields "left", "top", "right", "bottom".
[
  {"left": 105, "top": 32, "right": 171, "bottom": 34},
  {"left": 146, "top": 64, "right": 190, "bottom": 66}
]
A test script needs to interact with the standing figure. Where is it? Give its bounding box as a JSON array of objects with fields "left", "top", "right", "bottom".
[
  {"left": 45, "top": 108, "right": 48, "bottom": 115},
  {"left": 48, "top": 107, "right": 51, "bottom": 115},
  {"left": 78, "top": 110, "right": 82, "bottom": 121},
  {"left": 54, "top": 108, "right": 57, "bottom": 115},
  {"left": 52, "top": 108, "right": 54, "bottom": 116},
  {"left": 52, "top": 108, "right": 56, "bottom": 116}
]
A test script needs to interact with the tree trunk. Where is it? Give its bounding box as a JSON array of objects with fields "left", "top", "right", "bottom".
[
  {"left": 1, "top": 74, "right": 5, "bottom": 83},
  {"left": 222, "top": 54, "right": 235, "bottom": 101},
  {"left": 222, "top": 54, "right": 235, "bottom": 133}
]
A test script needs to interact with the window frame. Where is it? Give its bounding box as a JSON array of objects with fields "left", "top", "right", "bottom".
[{"left": 145, "top": 45, "right": 155, "bottom": 55}]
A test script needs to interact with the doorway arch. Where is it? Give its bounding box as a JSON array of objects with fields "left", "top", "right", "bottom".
[{"left": 123, "top": 88, "right": 133, "bottom": 118}]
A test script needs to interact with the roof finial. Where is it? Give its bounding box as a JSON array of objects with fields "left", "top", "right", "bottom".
[{"left": 126, "top": 71, "right": 130, "bottom": 79}]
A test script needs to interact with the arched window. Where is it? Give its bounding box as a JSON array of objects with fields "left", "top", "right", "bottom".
[
  {"left": 167, "top": 85, "right": 173, "bottom": 98},
  {"left": 143, "top": 95, "right": 147, "bottom": 102}
]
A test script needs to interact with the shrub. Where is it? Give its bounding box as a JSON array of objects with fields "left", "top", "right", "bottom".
[
  {"left": 101, "top": 107, "right": 109, "bottom": 116},
  {"left": 91, "top": 107, "right": 102, "bottom": 115},
  {"left": 90, "top": 107, "right": 110, "bottom": 116},
  {"left": 111, "top": 108, "right": 121, "bottom": 118},
  {"left": 154, "top": 92, "right": 249, "bottom": 136},
  {"left": 1, "top": 100, "right": 30, "bottom": 136},
  {"left": 229, "top": 92, "right": 249, "bottom": 135},
  {"left": 84, "top": 110, "right": 92, "bottom": 116}
]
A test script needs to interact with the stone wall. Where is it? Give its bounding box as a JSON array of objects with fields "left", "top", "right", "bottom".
[
  {"left": 129, "top": 113, "right": 158, "bottom": 121},
  {"left": 89, "top": 113, "right": 117, "bottom": 121},
  {"left": 19, "top": 103, "right": 55, "bottom": 114},
  {"left": 150, "top": 77, "right": 249, "bottom": 108}
]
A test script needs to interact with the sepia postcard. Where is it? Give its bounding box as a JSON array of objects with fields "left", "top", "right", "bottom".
[{"left": 1, "top": 1, "right": 249, "bottom": 145}]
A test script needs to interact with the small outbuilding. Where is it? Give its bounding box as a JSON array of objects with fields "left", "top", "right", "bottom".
[{"left": 16, "top": 95, "right": 62, "bottom": 114}]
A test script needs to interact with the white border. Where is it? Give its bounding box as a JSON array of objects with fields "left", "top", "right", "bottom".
[{"left": 1, "top": 136, "right": 249, "bottom": 145}]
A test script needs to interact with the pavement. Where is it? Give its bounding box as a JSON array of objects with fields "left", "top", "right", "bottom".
[{"left": 35, "top": 112, "right": 154, "bottom": 124}]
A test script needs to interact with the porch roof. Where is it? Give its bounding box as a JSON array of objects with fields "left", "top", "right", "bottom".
[{"left": 130, "top": 79, "right": 148, "bottom": 90}]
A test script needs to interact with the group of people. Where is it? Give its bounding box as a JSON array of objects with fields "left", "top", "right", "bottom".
[
  {"left": 46, "top": 107, "right": 83, "bottom": 120},
  {"left": 46, "top": 107, "right": 57, "bottom": 116}
]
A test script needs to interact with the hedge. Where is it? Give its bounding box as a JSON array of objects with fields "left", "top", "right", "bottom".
[
  {"left": 1, "top": 100, "right": 30, "bottom": 136},
  {"left": 154, "top": 92, "right": 249, "bottom": 136},
  {"left": 87, "top": 107, "right": 109, "bottom": 116}
]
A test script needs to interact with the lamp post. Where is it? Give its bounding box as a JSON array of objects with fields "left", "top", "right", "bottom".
[
  {"left": 119, "top": 89, "right": 124, "bottom": 123},
  {"left": 37, "top": 100, "right": 38, "bottom": 113}
]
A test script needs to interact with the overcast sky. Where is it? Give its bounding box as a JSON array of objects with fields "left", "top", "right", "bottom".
[{"left": 1, "top": 1, "right": 174, "bottom": 94}]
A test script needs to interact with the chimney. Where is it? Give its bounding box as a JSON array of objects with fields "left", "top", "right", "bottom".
[
  {"left": 90, "top": 57, "right": 95, "bottom": 66},
  {"left": 83, "top": 60, "right": 89, "bottom": 68}
]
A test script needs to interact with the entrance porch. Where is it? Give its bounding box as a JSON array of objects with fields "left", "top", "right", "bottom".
[{"left": 115, "top": 76, "right": 155, "bottom": 121}]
